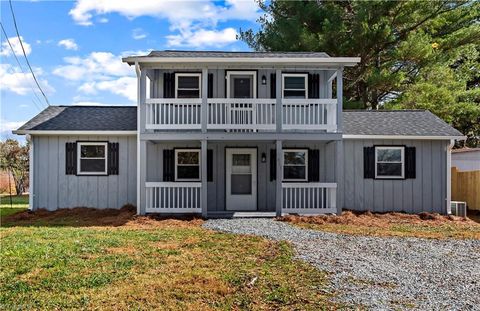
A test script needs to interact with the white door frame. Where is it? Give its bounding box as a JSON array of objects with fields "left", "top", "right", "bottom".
[
  {"left": 225, "top": 148, "right": 257, "bottom": 211},
  {"left": 226, "top": 71, "right": 257, "bottom": 99}
]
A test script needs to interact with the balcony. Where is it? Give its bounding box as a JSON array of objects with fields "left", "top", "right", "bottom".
[{"left": 145, "top": 98, "right": 338, "bottom": 132}]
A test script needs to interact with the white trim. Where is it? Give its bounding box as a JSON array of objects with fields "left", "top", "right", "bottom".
[
  {"left": 26, "top": 134, "right": 34, "bottom": 210},
  {"left": 123, "top": 56, "right": 361, "bottom": 66},
  {"left": 77, "top": 142, "right": 108, "bottom": 176},
  {"left": 226, "top": 71, "right": 257, "bottom": 99},
  {"left": 282, "top": 73, "right": 308, "bottom": 99},
  {"left": 174, "top": 149, "right": 201, "bottom": 182},
  {"left": 343, "top": 134, "right": 466, "bottom": 140},
  {"left": 175, "top": 73, "right": 201, "bottom": 99},
  {"left": 225, "top": 148, "right": 257, "bottom": 211},
  {"left": 282, "top": 149, "right": 308, "bottom": 181},
  {"left": 374, "top": 146, "right": 404, "bottom": 179},
  {"left": 446, "top": 139, "right": 454, "bottom": 214},
  {"left": 13, "top": 130, "right": 136, "bottom": 136}
]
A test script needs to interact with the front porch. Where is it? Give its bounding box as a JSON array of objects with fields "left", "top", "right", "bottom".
[{"left": 139, "top": 140, "right": 342, "bottom": 217}]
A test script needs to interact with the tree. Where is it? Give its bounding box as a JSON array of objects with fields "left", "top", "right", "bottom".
[
  {"left": 0, "top": 139, "right": 29, "bottom": 195},
  {"left": 239, "top": 1, "right": 480, "bottom": 145}
]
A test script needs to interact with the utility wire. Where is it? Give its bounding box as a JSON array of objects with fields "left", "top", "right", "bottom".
[
  {"left": 1, "top": 22, "right": 44, "bottom": 111},
  {"left": 8, "top": 0, "right": 50, "bottom": 106}
]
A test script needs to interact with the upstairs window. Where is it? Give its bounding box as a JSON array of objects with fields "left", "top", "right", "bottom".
[
  {"left": 175, "top": 149, "right": 200, "bottom": 181},
  {"left": 283, "top": 149, "right": 308, "bottom": 181},
  {"left": 77, "top": 142, "right": 108, "bottom": 175},
  {"left": 282, "top": 74, "right": 308, "bottom": 99},
  {"left": 375, "top": 146, "right": 404, "bottom": 179},
  {"left": 175, "top": 73, "right": 201, "bottom": 98}
]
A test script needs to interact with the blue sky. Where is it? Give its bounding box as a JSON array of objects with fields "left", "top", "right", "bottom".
[{"left": 0, "top": 0, "right": 261, "bottom": 140}]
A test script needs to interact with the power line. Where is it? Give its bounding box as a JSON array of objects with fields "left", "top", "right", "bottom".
[
  {"left": 0, "top": 22, "right": 45, "bottom": 112},
  {"left": 8, "top": 0, "right": 50, "bottom": 106}
]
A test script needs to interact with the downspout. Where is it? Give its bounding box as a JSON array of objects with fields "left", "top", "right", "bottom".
[
  {"left": 446, "top": 139, "right": 454, "bottom": 214},
  {"left": 26, "top": 134, "right": 34, "bottom": 210},
  {"left": 135, "top": 62, "right": 141, "bottom": 215}
]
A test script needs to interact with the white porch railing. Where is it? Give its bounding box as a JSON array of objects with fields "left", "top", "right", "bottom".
[
  {"left": 145, "top": 182, "right": 201, "bottom": 213},
  {"left": 145, "top": 98, "right": 202, "bottom": 130},
  {"left": 282, "top": 182, "right": 337, "bottom": 214},
  {"left": 282, "top": 99, "right": 337, "bottom": 131},
  {"left": 207, "top": 98, "right": 276, "bottom": 131}
]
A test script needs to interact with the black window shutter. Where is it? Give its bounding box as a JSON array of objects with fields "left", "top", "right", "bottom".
[
  {"left": 208, "top": 73, "right": 213, "bottom": 98},
  {"left": 308, "top": 73, "right": 320, "bottom": 99},
  {"left": 405, "top": 147, "right": 416, "bottom": 179},
  {"left": 163, "top": 149, "right": 175, "bottom": 181},
  {"left": 163, "top": 72, "right": 175, "bottom": 98},
  {"left": 270, "top": 73, "right": 276, "bottom": 99},
  {"left": 270, "top": 149, "right": 276, "bottom": 181},
  {"left": 308, "top": 149, "right": 320, "bottom": 182},
  {"left": 108, "top": 142, "right": 119, "bottom": 175},
  {"left": 207, "top": 149, "right": 213, "bottom": 182},
  {"left": 364, "top": 147, "right": 375, "bottom": 178},
  {"left": 65, "top": 142, "right": 77, "bottom": 175}
]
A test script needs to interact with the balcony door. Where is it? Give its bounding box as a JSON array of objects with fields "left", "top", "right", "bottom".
[
  {"left": 225, "top": 148, "right": 257, "bottom": 211},
  {"left": 226, "top": 71, "right": 257, "bottom": 99}
]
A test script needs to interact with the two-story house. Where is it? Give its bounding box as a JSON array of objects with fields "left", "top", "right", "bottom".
[{"left": 14, "top": 51, "right": 465, "bottom": 217}]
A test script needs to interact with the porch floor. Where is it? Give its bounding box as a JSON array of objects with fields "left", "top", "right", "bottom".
[{"left": 207, "top": 211, "right": 276, "bottom": 219}]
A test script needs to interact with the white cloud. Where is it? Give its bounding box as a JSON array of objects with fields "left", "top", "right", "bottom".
[
  {"left": 0, "top": 64, "right": 54, "bottom": 95},
  {"left": 98, "top": 17, "right": 109, "bottom": 23},
  {"left": 0, "top": 119, "right": 26, "bottom": 138},
  {"left": 167, "top": 27, "right": 237, "bottom": 47},
  {"left": 0, "top": 36, "right": 32, "bottom": 57},
  {"left": 58, "top": 38, "right": 79, "bottom": 50},
  {"left": 132, "top": 28, "right": 147, "bottom": 40},
  {"left": 53, "top": 51, "right": 144, "bottom": 102},
  {"left": 69, "top": 0, "right": 260, "bottom": 47}
]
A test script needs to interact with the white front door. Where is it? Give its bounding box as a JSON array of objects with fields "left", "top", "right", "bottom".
[{"left": 226, "top": 148, "right": 257, "bottom": 211}]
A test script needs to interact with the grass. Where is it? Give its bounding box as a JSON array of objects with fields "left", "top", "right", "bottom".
[
  {"left": 281, "top": 211, "right": 480, "bottom": 240},
  {"left": 0, "top": 194, "right": 28, "bottom": 218},
  {"left": 0, "top": 210, "right": 334, "bottom": 310}
]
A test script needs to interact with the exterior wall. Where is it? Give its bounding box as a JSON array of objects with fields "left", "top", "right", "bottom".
[
  {"left": 452, "top": 150, "right": 480, "bottom": 172},
  {"left": 342, "top": 139, "right": 449, "bottom": 214},
  {"left": 32, "top": 135, "right": 137, "bottom": 211},
  {"left": 145, "top": 141, "right": 335, "bottom": 213}
]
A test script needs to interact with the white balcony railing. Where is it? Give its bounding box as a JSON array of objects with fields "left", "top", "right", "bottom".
[
  {"left": 282, "top": 182, "right": 337, "bottom": 214},
  {"left": 208, "top": 98, "right": 276, "bottom": 131},
  {"left": 145, "top": 98, "right": 202, "bottom": 130},
  {"left": 145, "top": 98, "right": 337, "bottom": 132},
  {"left": 145, "top": 182, "right": 201, "bottom": 213},
  {"left": 282, "top": 99, "right": 337, "bottom": 131}
]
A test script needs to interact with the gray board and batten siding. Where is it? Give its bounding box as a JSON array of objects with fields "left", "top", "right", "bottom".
[
  {"left": 342, "top": 139, "right": 449, "bottom": 214},
  {"left": 32, "top": 135, "right": 137, "bottom": 210}
]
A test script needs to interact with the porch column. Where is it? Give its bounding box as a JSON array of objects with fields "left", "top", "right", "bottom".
[
  {"left": 136, "top": 63, "right": 147, "bottom": 215},
  {"left": 336, "top": 68, "right": 343, "bottom": 132},
  {"left": 335, "top": 140, "right": 344, "bottom": 215},
  {"left": 275, "top": 69, "right": 282, "bottom": 132},
  {"left": 276, "top": 140, "right": 283, "bottom": 217},
  {"left": 201, "top": 139, "right": 208, "bottom": 217},
  {"left": 201, "top": 68, "right": 208, "bottom": 133}
]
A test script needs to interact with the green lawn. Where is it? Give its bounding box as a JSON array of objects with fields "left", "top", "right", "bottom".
[
  {"left": 0, "top": 195, "right": 28, "bottom": 218},
  {"left": 0, "top": 213, "right": 334, "bottom": 310}
]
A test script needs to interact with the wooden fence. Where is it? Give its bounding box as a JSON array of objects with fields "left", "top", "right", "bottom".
[{"left": 451, "top": 167, "right": 480, "bottom": 211}]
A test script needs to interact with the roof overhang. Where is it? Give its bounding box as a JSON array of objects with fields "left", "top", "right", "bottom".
[
  {"left": 13, "top": 130, "right": 137, "bottom": 136},
  {"left": 123, "top": 56, "right": 361, "bottom": 67},
  {"left": 342, "top": 134, "right": 466, "bottom": 140}
]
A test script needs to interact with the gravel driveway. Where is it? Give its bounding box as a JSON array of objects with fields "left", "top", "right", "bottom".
[{"left": 203, "top": 218, "right": 480, "bottom": 310}]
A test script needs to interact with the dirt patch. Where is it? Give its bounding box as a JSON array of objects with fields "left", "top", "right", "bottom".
[{"left": 279, "top": 210, "right": 477, "bottom": 227}]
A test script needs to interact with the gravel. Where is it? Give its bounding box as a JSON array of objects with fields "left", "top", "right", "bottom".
[{"left": 203, "top": 218, "right": 480, "bottom": 310}]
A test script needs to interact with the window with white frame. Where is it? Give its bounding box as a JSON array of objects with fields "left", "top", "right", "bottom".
[
  {"left": 375, "top": 146, "right": 405, "bottom": 179},
  {"left": 283, "top": 149, "right": 308, "bottom": 181},
  {"left": 77, "top": 142, "right": 108, "bottom": 175},
  {"left": 282, "top": 74, "right": 308, "bottom": 99},
  {"left": 175, "top": 149, "right": 200, "bottom": 181},
  {"left": 175, "top": 73, "right": 201, "bottom": 98}
]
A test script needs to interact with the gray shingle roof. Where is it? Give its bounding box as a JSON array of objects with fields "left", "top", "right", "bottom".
[
  {"left": 343, "top": 110, "right": 463, "bottom": 137},
  {"left": 15, "top": 106, "right": 463, "bottom": 138},
  {"left": 15, "top": 106, "right": 137, "bottom": 132},
  {"left": 139, "top": 50, "right": 330, "bottom": 58}
]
